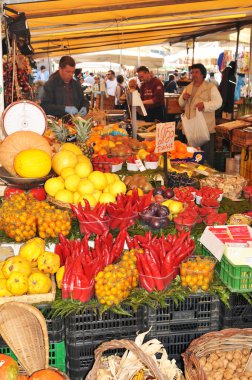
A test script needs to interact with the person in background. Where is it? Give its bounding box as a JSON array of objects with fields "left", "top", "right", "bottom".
[
  {"left": 115, "top": 74, "right": 126, "bottom": 108},
  {"left": 105, "top": 70, "right": 117, "bottom": 96},
  {"left": 85, "top": 72, "right": 95, "bottom": 86},
  {"left": 218, "top": 61, "right": 236, "bottom": 115},
  {"left": 178, "top": 63, "right": 222, "bottom": 167},
  {"left": 74, "top": 68, "right": 84, "bottom": 86},
  {"left": 34, "top": 65, "right": 49, "bottom": 83},
  {"left": 208, "top": 72, "right": 219, "bottom": 87},
  {"left": 41, "top": 55, "right": 89, "bottom": 118},
  {"left": 136, "top": 65, "right": 165, "bottom": 122},
  {"left": 164, "top": 74, "right": 178, "bottom": 93}
]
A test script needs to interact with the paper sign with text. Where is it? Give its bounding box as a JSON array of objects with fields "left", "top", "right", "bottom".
[{"left": 155, "top": 122, "right": 175, "bottom": 153}]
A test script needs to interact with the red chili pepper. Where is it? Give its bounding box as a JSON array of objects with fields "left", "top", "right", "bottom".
[
  {"left": 136, "top": 254, "right": 153, "bottom": 292},
  {"left": 111, "top": 229, "right": 127, "bottom": 260},
  {"left": 144, "top": 252, "right": 164, "bottom": 291},
  {"left": 138, "top": 253, "right": 155, "bottom": 291}
]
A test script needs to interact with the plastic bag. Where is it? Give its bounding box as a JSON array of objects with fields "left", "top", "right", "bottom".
[{"left": 181, "top": 109, "right": 210, "bottom": 147}]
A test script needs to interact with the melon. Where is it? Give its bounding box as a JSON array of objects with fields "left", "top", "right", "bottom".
[
  {"left": 14, "top": 149, "right": 51, "bottom": 178},
  {"left": 0, "top": 131, "right": 52, "bottom": 176}
]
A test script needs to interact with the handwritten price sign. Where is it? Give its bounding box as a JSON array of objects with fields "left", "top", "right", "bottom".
[{"left": 155, "top": 122, "right": 175, "bottom": 153}]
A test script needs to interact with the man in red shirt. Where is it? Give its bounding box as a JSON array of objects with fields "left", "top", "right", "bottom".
[{"left": 136, "top": 66, "right": 165, "bottom": 122}]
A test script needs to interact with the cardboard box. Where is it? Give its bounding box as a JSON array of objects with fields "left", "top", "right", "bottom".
[{"left": 199, "top": 225, "right": 252, "bottom": 262}]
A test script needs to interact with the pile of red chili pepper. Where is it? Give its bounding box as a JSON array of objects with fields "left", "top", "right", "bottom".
[
  {"left": 56, "top": 229, "right": 127, "bottom": 302},
  {"left": 126, "top": 230, "right": 195, "bottom": 292},
  {"left": 106, "top": 190, "right": 152, "bottom": 230},
  {"left": 71, "top": 200, "right": 109, "bottom": 235}
]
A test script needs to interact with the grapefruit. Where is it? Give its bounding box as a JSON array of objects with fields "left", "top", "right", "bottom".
[
  {"left": 14, "top": 149, "right": 51, "bottom": 178},
  {"left": 61, "top": 142, "right": 82, "bottom": 156},
  {"left": 64, "top": 174, "right": 80, "bottom": 192},
  {"left": 104, "top": 172, "right": 116, "bottom": 185},
  {"left": 77, "top": 155, "right": 92, "bottom": 164},
  {"left": 109, "top": 181, "right": 127, "bottom": 196},
  {"left": 54, "top": 189, "right": 73, "bottom": 203},
  {"left": 52, "top": 150, "right": 77, "bottom": 175},
  {"left": 74, "top": 162, "right": 93, "bottom": 178},
  {"left": 44, "top": 177, "right": 64, "bottom": 197},
  {"left": 99, "top": 193, "right": 116, "bottom": 204},
  {"left": 60, "top": 167, "right": 75, "bottom": 179},
  {"left": 77, "top": 179, "right": 95, "bottom": 195},
  {"left": 88, "top": 171, "right": 108, "bottom": 191}
]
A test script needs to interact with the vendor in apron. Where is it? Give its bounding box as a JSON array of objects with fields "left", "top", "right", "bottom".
[{"left": 136, "top": 66, "right": 165, "bottom": 122}]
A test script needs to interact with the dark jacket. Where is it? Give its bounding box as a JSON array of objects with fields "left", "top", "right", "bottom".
[
  {"left": 164, "top": 80, "right": 177, "bottom": 93},
  {"left": 41, "top": 71, "right": 89, "bottom": 117}
]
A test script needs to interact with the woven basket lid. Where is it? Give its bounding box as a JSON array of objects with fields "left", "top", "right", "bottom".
[{"left": 0, "top": 302, "right": 49, "bottom": 375}]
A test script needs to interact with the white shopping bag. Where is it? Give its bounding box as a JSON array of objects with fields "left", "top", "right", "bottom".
[{"left": 181, "top": 109, "right": 210, "bottom": 147}]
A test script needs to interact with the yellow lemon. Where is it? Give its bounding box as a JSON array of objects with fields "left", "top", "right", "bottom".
[
  {"left": 77, "top": 155, "right": 92, "bottom": 164},
  {"left": 56, "top": 266, "right": 65, "bottom": 289},
  {"left": 93, "top": 189, "right": 102, "bottom": 202},
  {"left": 7, "top": 272, "right": 28, "bottom": 296},
  {"left": 64, "top": 174, "right": 80, "bottom": 192},
  {"left": 44, "top": 177, "right": 65, "bottom": 197},
  {"left": 61, "top": 167, "right": 75, "bottom": 179},
  {"left": 55, "top": 189, "right": 73, "bottom": 203},
  {"left": 28, "top": 272, "right": 52, "bottom": 294},
  {"left": 74, "top": 162, "right": 93, "bottom": 178},
  {"left": 104, "top": 172, "right": 116, "bottom": 185},
  {"left": 61, "top": 142, "right": 82, "bottom": 156},
  {"left": 3, "top": 256, "right": 32, "bottom": 279},
  {"left": 52, "top": 150, "right": 78, "bottom": 175},
  {"left": 88, "top": 171, "right": 108, "bottom": 191},
  {"left": 73, "top": 191, "right": 81, "bottom": 204},
  {"left": 77, "top": 179, "right": 95, "bottom": 195},
  {"left": 14, "top": 149, "right": 52, "bottom": 178},
  {"left": 99, "top": 193, "right": 116, "bottom": 204},
  {"left": 80, "top": 194, "right": 97, "bottom": 207},
  {"left": 109, "top": 181, "right": 127, "bottom": 196},
  {"left": 0, "top": 278, "right": 12, "bottom": 297}
]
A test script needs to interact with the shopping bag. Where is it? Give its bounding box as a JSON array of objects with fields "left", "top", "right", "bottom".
[{"left": 181, "top": 109, "right": 210, "bottom": 147}]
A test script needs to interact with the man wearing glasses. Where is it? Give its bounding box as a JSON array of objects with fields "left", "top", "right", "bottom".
[{"left": 136, "top": 66, "right": 165, "bottom": 122}]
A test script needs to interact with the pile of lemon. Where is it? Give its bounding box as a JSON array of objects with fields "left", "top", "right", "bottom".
[
  {"left": 0, "top": 238, "right": 60, "bottom": 297},
  {"left": 44, "top": 143, "right": 127, "bottom": 206}
]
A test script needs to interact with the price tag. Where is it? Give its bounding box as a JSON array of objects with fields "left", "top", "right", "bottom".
[
  {"left": 155, "top": 122, "right": 175, "bottom": 153},
  {"left": 135, "top": 159, "right": 146, "bottom": 172}
]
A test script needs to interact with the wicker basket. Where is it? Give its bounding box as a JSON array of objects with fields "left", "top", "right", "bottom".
[
  {"left": 46, "top": 195, "right": 72, "bottom": 211},
  {"left": 0, "top": 302, "right": 69, "bottom": 378},
  {"left": 86, "top": 339, "right": 184, "bottom": 380},
  {"left": 232, "top": 128, "right": 252, "bottom": 147},
  {"left": 183, "top": 328, "right": 252, "bottom": 380}
]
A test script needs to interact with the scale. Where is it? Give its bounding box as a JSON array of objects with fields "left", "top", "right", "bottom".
[
  {"left": 2, "top": 100, "right": 47, "bottom": 136},
  {"left": 0, "top": 101, "right": 50, "bottom": 189}
]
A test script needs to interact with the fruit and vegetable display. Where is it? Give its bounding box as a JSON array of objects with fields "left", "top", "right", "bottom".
[
  {"left": 180, "top": 256, "right": 216, "bottom": 292},
  {"left": 0, "top": 193, "right": 71, "bottom": 241}
]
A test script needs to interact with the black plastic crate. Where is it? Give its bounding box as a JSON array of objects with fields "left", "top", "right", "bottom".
[
  {"left": 66, "top": 340, "right": 126, "bottom": 380},
  {"left": 37, "top": 306, "right": 65, "bottom": 342},
  {"left": 146, "top": 294, "right": 220, "bottom": 334},
  {"left": 220, "top": 293, "right": 252, "bottom": 328},
  {"left": 147, "top": 330, "right": 211, "bottom": 369},
  {"left": 65, "top": 305, "right": 146, "bottom": 344}
]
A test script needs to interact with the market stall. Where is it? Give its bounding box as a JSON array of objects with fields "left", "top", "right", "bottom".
[{"left": 0, "top": 97, "right": 251, "bottom": 380}]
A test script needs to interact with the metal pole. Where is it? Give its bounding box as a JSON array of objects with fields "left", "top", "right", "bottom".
[
  {"left": 131, "top": 106, "right": 137, "bottom": 139},
  {"left": 192, "top": 38, "right": 195, "bottom": 65},
  {"left": 137, "top": 47, "right": 141, "bottom": 67},
  {"left": 248, "top": 27, "right": 252, "bottom": 98},
  {"left": 235, "top": 25, "right": 240, "bottom": 63}
]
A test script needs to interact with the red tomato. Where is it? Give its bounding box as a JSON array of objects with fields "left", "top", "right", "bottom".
[
  {"left": 28, "top": 187, "right": 47, "bottom": 201},
  {"left": 4, "top": 187, "right": 25, "bottom": 199}
]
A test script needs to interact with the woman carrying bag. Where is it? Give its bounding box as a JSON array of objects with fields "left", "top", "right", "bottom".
[{"left": 178, "top": 63, "right": 222, "bottom": 167}]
